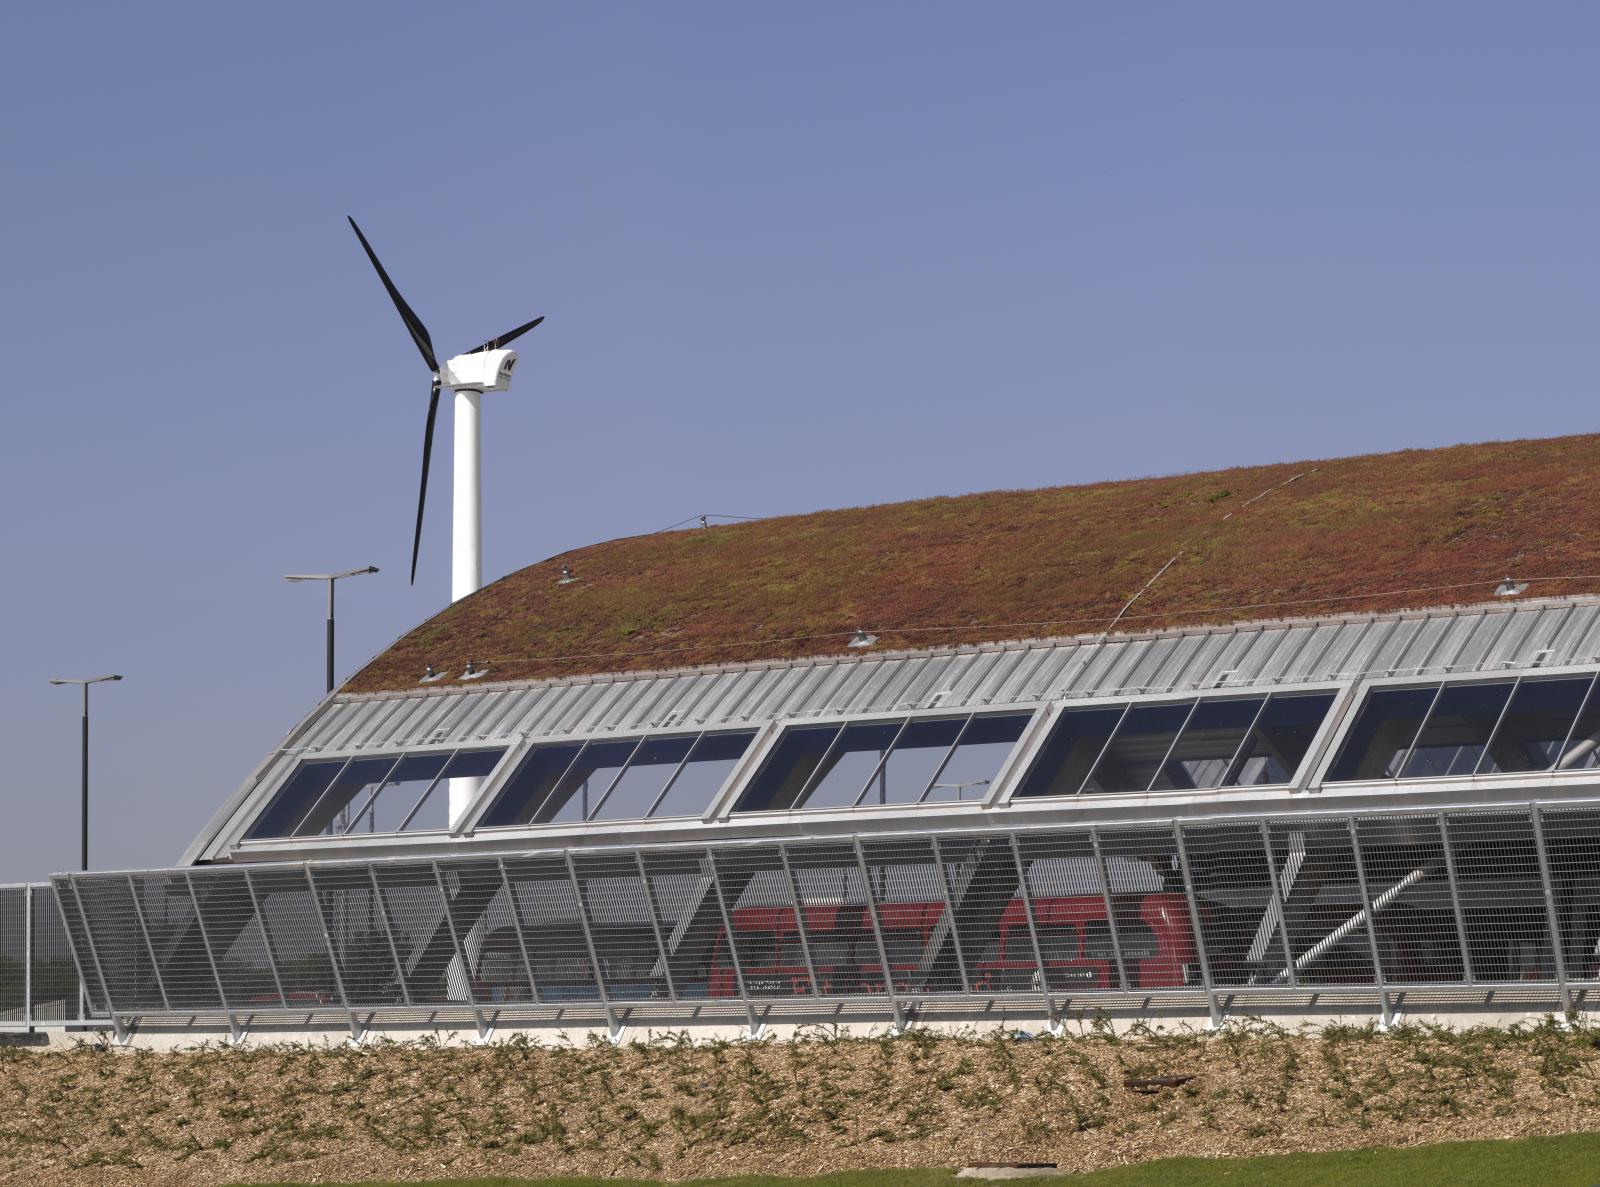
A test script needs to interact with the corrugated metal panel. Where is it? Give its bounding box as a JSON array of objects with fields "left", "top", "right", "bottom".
[{"left": 292, "top": 602, "right": 1600, "bottom": 756}]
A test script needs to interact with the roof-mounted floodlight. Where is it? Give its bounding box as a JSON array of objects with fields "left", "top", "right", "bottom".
[
  {"left": 1495, "top": 577, "right": 1529, "bottom": 598},
  {"left": 557, "top": 564, "right": 578, "bottom": 586},
  {"left": 848, "top": 629, "right": 879, "bottom": 649}
]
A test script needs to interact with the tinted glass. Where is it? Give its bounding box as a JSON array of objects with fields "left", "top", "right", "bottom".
[
  {"left": 804, "top": 721, "right": 902, "bottom": 809},
  {"left": 246, "top": 760, "right": 344, "bottom": 839},
  {"left": 863, "top": 717, "right": 963, "bottom": 805},
  {"left": 1014, "top": 706, "right": 1125, "bottom": 798},
  {"left": 1553, "top": 678, "right": 1600, "bottom": 772},
  {"left": 296, "top": 756, "right": 399, "bottom": 836},
  {"left": 590, "top": 736, "right": 693, "bottom": 821},
  {"left": 926, "top": 713, "right": 1031, "bottom": 802},
  {"left": 1086, "top": 701, "right": 1193, "bottom": 793},
  {"left": 652, "top": 732, "right": 753, "bottom": 818},
  {"left": 1484, "top": 677, "right": 1593, "bottom": 774},
  {"left": 538, "top": 740, "right": 638, "bottom": 824},
  {"left": 1326, "top": 686, "right": 1439, "bottom": 781},
  {"left": 1232, "top": 692, "right": 1336, "bottom": 785},
  {"left": 347, "top": 753, "right": 449, "bottom": 833},
  {"left": 478, "top": 742, "right": 583, "bottom": 827},
  {"left": 1402, "top": 682, "right": 1514, "bottom": 778},
  {"left": 734, "top": 725, "right": 841, "bottom": 812},
  {"left": 1152, "top": 698, "right": 1262, "bottom": 791}
]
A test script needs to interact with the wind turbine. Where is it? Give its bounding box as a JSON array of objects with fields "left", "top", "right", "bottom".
[{"left": 347, "top": 216, "right": 544, "bottom": 604}]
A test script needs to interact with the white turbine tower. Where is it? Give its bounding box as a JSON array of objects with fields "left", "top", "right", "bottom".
[{"left": 348, "top": 217, "right": 544, "bottom": 822}]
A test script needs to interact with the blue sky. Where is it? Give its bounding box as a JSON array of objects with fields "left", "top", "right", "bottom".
[{"left": 1, "top": 2, "right": 1596, "bottom": 880}]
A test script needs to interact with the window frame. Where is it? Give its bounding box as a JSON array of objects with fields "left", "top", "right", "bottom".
[
  {"left": 1315, "top": 667, "right": 1600, "bottom": 787},
  {"left": 726, "top": 707, "right": 1038, "bottom": 817},
  {"left": 999, "top": 682, "right": 1344, "bottom": 802},
  {"left": 470, "top": 727, "right": 761, "bottom": 830}
]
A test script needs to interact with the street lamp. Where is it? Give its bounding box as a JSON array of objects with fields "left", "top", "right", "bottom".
[
  {"left": 47, "top": 675, "right": 123, "bottom": 873},
  {"left": 283, "top": 566, "right": 379, "bottom": 695}
]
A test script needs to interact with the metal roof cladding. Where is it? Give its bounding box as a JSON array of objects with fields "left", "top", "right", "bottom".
[{"left": 345, "top": 432, "right": 1600, "bottom": 693}]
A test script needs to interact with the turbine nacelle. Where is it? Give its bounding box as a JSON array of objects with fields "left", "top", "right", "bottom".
[{"left": 439, "top": 349, "right": 517, "bottom": 393}]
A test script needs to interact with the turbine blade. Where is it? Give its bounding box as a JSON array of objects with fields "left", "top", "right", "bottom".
[
  {"left": 348, "top": 216, "right": 439, "bottom": 374},
  {"left": 410, "top": 379, "right": 442, "bottom": 585},
  {"left": 467, "top": 315, "right": 545, "bottom": 354}
]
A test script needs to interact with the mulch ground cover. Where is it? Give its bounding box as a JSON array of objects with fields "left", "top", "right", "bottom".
[{"left": 5, "top": 1020, "right": 1600, "bottom": 1187}]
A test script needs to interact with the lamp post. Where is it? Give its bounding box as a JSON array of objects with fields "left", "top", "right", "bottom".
[
  {"left": 47, "top": 675, "right": 122, "bottom": 874},
  {"left": 283, "top": 566, "right": 379, "bottom": 695}
]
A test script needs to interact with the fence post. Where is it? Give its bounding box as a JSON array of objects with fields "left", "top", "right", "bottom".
[
  {"left": 496, "top": 858, "right": 543, "bottom": 1006},
  {"left": 23, "top": 885, "right": 32, "bottom": 1031},
  {"left": 704, "top": 847, "right": 760, "bottom": 1038},
  {"left": 566, "top": 852, "right": 621, "bottom": 1040},
  {"left": 776, "top": 844, "right": 821, "bottom": 997},
  {"left": 1258, "top": 821, "right": 1297, "bottom": 988},
  {"left": 430, "top": 862, "right": 491, "bottom": 1041},
  {"left": 183, "top": 871, "right": 243, "bottom": 1042},
  {"left": 929, "top": 836, "right": 972, "bottom": 993},
  {"left": 303, "top": 864, "right": 362, "bottom": 1043},
  {"left": 124, "top": 875, "right": 173, "bottom": 1012},
  {"left": 855, "top": 839, "right": 907, "bottom": 1031}
]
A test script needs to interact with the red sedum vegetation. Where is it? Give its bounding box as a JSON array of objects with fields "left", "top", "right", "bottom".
[{"left": 345, "top": 433, "right": 1600, "bottom": 692}]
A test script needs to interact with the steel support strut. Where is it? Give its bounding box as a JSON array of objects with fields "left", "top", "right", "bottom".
[
  {"left": 1258, "top": 822, "right": 1296, "bottom": 988},
  {"left": 1437, "top": 813, "right": 1476, "bottom": 985},
  {"left": 929, "top": 837, "right": 972, "bottom": 993},
  {"left": 1345, "top": 818, "right": 1395, "bottom": 1029},
  {"left": 856, "top": 839, "right": 906, "bottom": 1031},
  {"left": 567, "top": 852, "right": 621, "bottom": 1041},
  {"left": 305, "top": 865, "right": 363, "bottom": 1043},
  {"left": 497, "top": 859, "right": 543, "bottom": 1006},
  {"left": 776, "top": 844, "right": 822, "bottom": 997},
  {"left": 1007, "top": 834, "right": 1055, "bottom": 1031},
  {"left": 22, "top": 885, "right": 31, "bottom": 1030},
  {"left": 1172, "top": 824, "right": 1222, "bottom": 1029},
  {"left": 183, "top": 872, "right": 244, "bottom": 1042},
  {"left": 1090, "top": 828, "right": 1131, "bottom": 992},
  {"left": 430, "top": 862, "right": 491, "bottom": 1041},
  {"left": 704, "top": 848, "right": 760, "bottom": 1038},
  {"left": 1529, "top": 806, "right": 1574, "bottom": 1017},
  {"left": 124, "top": 875, "right": 172, "bottom": 1012}
]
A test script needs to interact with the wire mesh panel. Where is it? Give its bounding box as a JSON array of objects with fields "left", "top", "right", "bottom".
[
  {"left": 1351, "top": 815, "right": 1465, "bottom": 984},
  {"left": 1529, "top": 808, "right": 1600, "bottom": 983},
  {"left": 860, "top": 838, "right": 961, "bottom": 997},
  {"left": 189, "top": 870, "right": 278, "bottom": 1009},
  {"left": 30, "top": 886, "right": 77, "bottom": 1022},
  {"left": 248, "top": 867, "right": 342, "bottom": 1008},
  {"left": 1093, "top": 828, "right": 1195, "bottom": 992},
  {"left": 503, "top": 855, "right": 600, "bottom": 1003},
  {"left": 1175, "top": 823, "right": 1273, "bottom": 989},
  {"left": 80, "top": 875, "right": 170, "bottom": 1011},
  {"left": 307, "top": 865, "right": 406, "bottom": 1007},
  {"left": 571, "top": 853, "right": 669, "bottom": 1001},
  {"left": 782, "top": 842, "right": 873, "bottom": 998},
  {"left": 1263, "top": 819, "right": 1372, "bottom": 987},
  {"left": 51, "top": 878, "right": 106, "bottom": 1015},
  {"left": 1444, "top": 810, "right": 1555, "bottom": 983},
  {"left": 446, "top": 859, "right": 534, "bottom": 1005},
  {"left": 1010, "top": 832, "right": 1108, "bottom": 992},
  {"left": 0, "top": 889, "right": 24, "bottom": 1022},
  {"left": 369, "top": 864, "right": 455, "bottom": 1006},
  {"left": 934, "top": 835, "right": 1023, "bottom": 994},
  {"left": 639, "top": 850, "right": 723, "bottom": 1000},
  {"left": 708, "top": 846, "right": 813, "bottom": 999}
]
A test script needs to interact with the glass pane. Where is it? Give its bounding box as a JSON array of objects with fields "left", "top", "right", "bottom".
[
  {"left": 652, "top": 732, "right": 754, "bottom": 818},
  {"left": 348, "top": 753, "right": 449, "bottom": 833},
  {"left": 538, "top": 740, "right": 638, "bottom": 824},
  {"left": 801, "top": 721, "right": 903, "bottom": 809},
  {"left": 926, "top": 713, "right": 1031, "bottom": 802},
  {"left": 1488, "top": 677, "right": 1596, "bottom": 773},
  {"left": 1559, "top": 678, "right": 1600, "bottom": 771},
  {"left": 246, "top": 760, "right": 344, "bottom": 839},
  {"left": 1325, "top": 686, "right": 1439, "bottom": 782},
  {"left": 396, "top": 749, "right": 504, "bottom": 833},
  {"left": 590, "top": 736, "right": 694, "bottom": 821},
  {"left": 734, "top": 726, "right": 842, "bottom": 812},
  {"left": 1085, "top": 701, "right": 1194, "bottom": 793},
  {"left": 295, "top": 756, "right": 399, "bottom": 837},
  {"left": 1013, "top": 706, "right": 1125, "bottom": 798},
  {"left": 860, "top": 718, "right": 962, "bottom": 806},
  {"left": 1401, "top": 682, "right": 1514, "bottom": 779},
  {"left": 1151, "top": 698, "right": 1262, "bottom": 791},
  {"left": 479, "top": 743, "right": 583, "bottom": 827},
  {"left": 1230, "top": 691, "right": 1337, "bottom": 786}
]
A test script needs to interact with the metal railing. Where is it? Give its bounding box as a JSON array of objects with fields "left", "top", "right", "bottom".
[
  {"left": 0, "top": 883, "right": 88, "bottom": 1030},
  {"left": 49, "top": 801, "right": 1600, "bottom": 1038}
]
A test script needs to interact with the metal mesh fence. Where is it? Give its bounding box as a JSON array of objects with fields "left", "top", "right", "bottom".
[
  {"left": 0, "top": 885, "right": 89, "bottom": 1028},
  {"left": 46, "top": 801, "right": 1600, "bottom": 1030}
]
